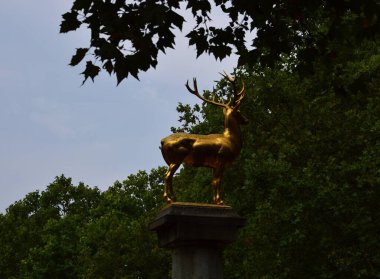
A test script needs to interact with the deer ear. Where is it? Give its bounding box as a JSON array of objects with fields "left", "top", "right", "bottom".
[{"left": 223, "top": 108, "right": 227, "bottom": 115}]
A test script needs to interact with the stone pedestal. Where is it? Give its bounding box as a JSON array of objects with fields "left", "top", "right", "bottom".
[{"left": 149, "top": 202, "right": 245, "bottom": 279}]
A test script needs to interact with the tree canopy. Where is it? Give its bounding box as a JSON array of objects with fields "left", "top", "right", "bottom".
[
  {"left": 60, "top": 0, "right": 380, "bottom": 84},
  {"left": 169, "top": 43, "right": 380, "bottom": 276},
  {"left": 0, "top": 171, "right": 170, "bottom": 278}
]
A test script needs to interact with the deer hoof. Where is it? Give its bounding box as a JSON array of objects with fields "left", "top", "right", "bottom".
[
  {"left": 163, "top": 194, "right": 175, "bottom": 204},
  {"left": 213, "top": 198, "right": 224, "bottom": 205}
]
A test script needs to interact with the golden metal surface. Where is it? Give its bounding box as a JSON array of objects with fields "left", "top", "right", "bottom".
[
  {"left": 161, "top": 74, "right": 248, "bottom": 205},
  {"left": 163, "top": 201, "right": 232, "bottom": 209}
]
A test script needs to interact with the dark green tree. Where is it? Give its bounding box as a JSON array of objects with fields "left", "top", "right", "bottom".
[
  {"left": 77, "top": 168, "right": 169, "bottom": 278},
  {"left": 0, "top": 169, "right": 169, "bottom": 278},
  {"left": 0, "top": 191, "right": 42, "bottom": 278},
  {"left": 0, "top": 175, "right": 102, "bottom": 278},
  {"left": 61, "top": 0, "right": 380, "bottom": 84},
  {"left": 172, "top": 40, "right": 380, "bottom": 277}
]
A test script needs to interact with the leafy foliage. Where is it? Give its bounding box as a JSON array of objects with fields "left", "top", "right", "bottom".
[
  {"left": 172, "top": 39, "right": 380, "bottom": 277},
  {"left": 61, "top": 0, "right": 380, "bottom": 84},
  {"left": 0, "top": 169, "right": 169, "bottom": 278}
]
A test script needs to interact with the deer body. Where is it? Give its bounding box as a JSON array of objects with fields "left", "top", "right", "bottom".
[{"left": 161, "top": 75, "right": 247, "bottom": 205}]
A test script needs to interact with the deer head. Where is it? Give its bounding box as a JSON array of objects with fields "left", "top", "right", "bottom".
[{"left": 185, "top": 73, "right": 248, "bottom": 128}]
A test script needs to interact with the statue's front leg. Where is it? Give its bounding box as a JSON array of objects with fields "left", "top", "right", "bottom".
[{"left": 163, "top": 163, "right": 179, "bottom": 203}]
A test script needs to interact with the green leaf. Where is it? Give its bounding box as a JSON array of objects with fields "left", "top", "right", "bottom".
[
  {"left": 103, "top": 60, "right": 113, "bottom": 75},
  {"left": 209, "top": 45, "right": 232, "bottom": 60},
  {"left": 72, "top": 0, "right": 94, "bottom": 14},
  {"left": 186, "top": 29, "right": 209, "bottom": 57},
  {"left": 60, "top": 11, "right": 81, "bottom": 33},
  {"left": 167, "top": 0, "right": 181, "bottom": 9},
  {"left": 114, "top": 58, "right": 128, "bottom": 85},
  {"left": 157, "top": 30, "right": 175, "bottom": 52},
  {"left": 69, "top": 48, "right": 88, "bottom": 66},
  {"left": 167, "top": 10, "right": 185, "bottom": 30},
  {"left": 81, "top": 61, "right": 100, "bottom": 84},
  {"left": 187, "top": 0, "right": 211, "bottom": 16}
]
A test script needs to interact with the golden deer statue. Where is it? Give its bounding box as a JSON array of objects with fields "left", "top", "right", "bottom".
[{"left": 161, "top": 74, "right": 248, "bottom": 205}]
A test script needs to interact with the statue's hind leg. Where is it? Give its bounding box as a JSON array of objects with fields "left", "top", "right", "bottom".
[
  {"left": 163, "top": 163, "right": 180, "bottom": 203},
  {"left": 212, "top": 167, "right": 224, "bottom": 205}
]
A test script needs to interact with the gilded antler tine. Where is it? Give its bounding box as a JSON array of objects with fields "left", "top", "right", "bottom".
[
  {"left": 239, "top": 81, "right": 245, "bottom": 96},
  {"left": 220, "top": 71, "right": 240, "bottom": 106},
  {"left": 233, "top": 81, "right": 246, "bottom": 108},
  {"left": 193, "top": 78, "right": 199, "bottom": 94},
  {"left": 185, "top": 77, "right": 229, "bottom": 108},
  {"left": 220, "top": 71, "right": 235, "bottom": 82},
  {"left": 185, "top": 80, "right": 191, "bottom": 92},
  {"left": 226, "top": 96, "right": 233, "bottom": 106},
  {"left": 185, "top": 78, "right": 198, "bottom": 95}
]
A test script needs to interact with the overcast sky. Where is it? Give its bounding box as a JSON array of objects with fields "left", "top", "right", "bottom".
[{"left": 0, "top": 1, "right": 239, "bottom": 212}]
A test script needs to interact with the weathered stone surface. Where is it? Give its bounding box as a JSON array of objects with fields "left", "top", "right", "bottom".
[
  {"left": 172, "top": 246, "right": 222, "bottom": 279},
  {"left": 149, "top": 202, "right": 245, "bottom": 279}
]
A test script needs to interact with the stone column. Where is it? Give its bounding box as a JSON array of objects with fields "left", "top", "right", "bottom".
[{"left": 149, "top": 202, "right": 245, "bottom": 279}]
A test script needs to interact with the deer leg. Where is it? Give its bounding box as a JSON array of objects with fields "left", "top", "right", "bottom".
[
  {"left": 163, "top": 163, "right": 180, "bottom": 203},
  {"left": 212, "top": 167, "right": 224, "bottom": 205}
]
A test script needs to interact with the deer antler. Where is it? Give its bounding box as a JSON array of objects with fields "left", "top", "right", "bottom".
[
  {"left": 186, "top": 74, "right": 245, "bottom": 109},
  {"left": 185, "top": 78, "right": 229, "bottom": 108},
  {"left": 220, "top": 72, "right": 245, "bottom": 109}
]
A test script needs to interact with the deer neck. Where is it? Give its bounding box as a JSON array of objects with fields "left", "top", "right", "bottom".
[{"left": 223, "top": 112, "right": 242, "bottom": 147}]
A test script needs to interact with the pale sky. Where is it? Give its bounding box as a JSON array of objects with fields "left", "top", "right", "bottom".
[{"left": 0, "top": 1, "right": 239, "bottom": 212}]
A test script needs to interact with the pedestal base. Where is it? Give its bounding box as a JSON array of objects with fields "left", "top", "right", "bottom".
[{"left": 149, "top": 202, "right": 245, "bottom": 279}]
